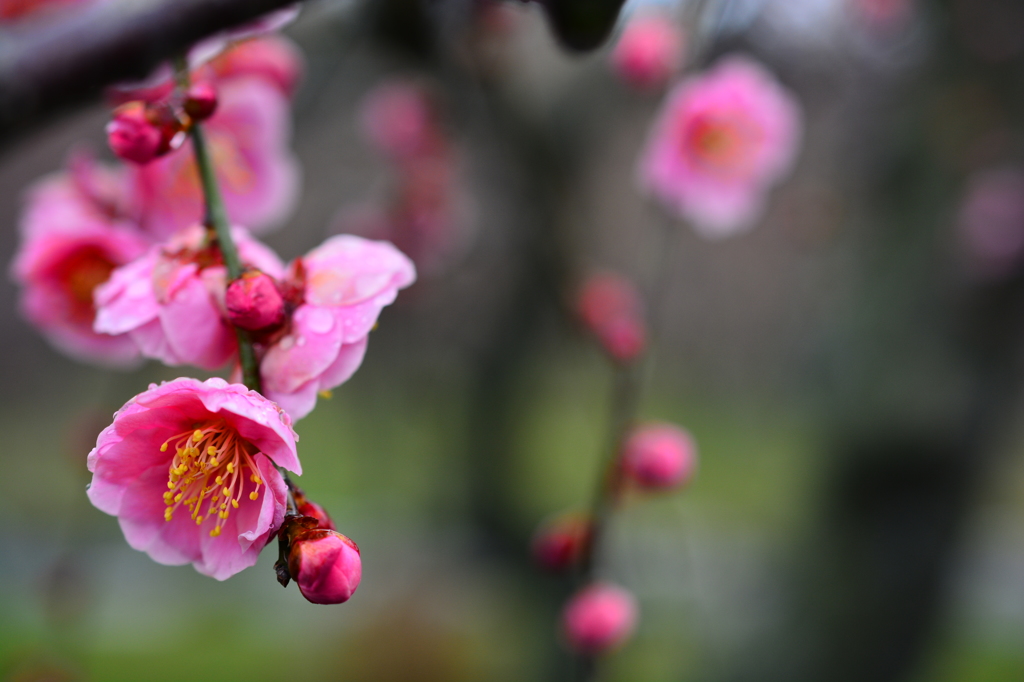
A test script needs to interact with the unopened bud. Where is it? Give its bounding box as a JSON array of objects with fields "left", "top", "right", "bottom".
[
  {"left": 107, "top": 102, "right": 164, "bottom": 164},
  {"left": 577, "top": 273, "right": 647, "bottom": 363},
  {"left": 531, "top": 513, "right": 591, "bottom": 573},
  {"left": 563, "top": 583, "right": 638, "bottom": 655},
  {"left": 288, "top": 529, "right": 362, "bottom": 605},
  {"left": 611, "top": 14, "right": 684, "bottom": 90},
  {"left": 225, "top": 271, "right": 286, "bottom": 331},
  {"left": 183, "top": 82, "right": 219, "bottom": 121},
  {"left": 622, "top": 423, "right": 697, "bottom": 490}
]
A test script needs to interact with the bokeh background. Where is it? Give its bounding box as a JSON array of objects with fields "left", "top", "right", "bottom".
[{"left": 3, "top": 0, "right": 1024, "bottom": 680}]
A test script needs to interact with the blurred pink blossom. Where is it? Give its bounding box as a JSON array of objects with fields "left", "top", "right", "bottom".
[
  {"left": 359, "top": 80, "right": 442, "bottom": 161},
  {"left": 0, "top": 0, "right": 89, "bottom": 22},
  {"left": 622, "top": 422, "right": 697, "bottom": 490},
  {"left": 611, "top": 12, "right": 685, "bottom": 90},
  {"left": 107, "top": 11, "right": 302, "bottom": 104},
  {"left": 87, "top": 377, "right": 298, "bottom": 580},
  {"left": 563, "top": 582, "right": 638, "bottom": 654},
  {"left": 10, "top": 155, "right": 149, "bottom": 366},
  {"left": 958, "top": 167, "right": 1024, "bottom": 276},
  {"left": 639, "top": 55, "right": 802, "bottom": 238},
  {"left": 206, "top": 35, "right": 305, "bottom": 98},
  {"left": 259, "top": 235, "right": 416, "bottom": 420},
  {"left": 577, "top": 273, "right": 647, "bottom": 363},
  {"left": 287, "top": 528, "right": 362, "bottom": 604},
  {"left": 94, "top": 224, "right": 284, "bottom": 370},
  {"left": 131, "top": 76, "right": 300, "bottom": 239}
]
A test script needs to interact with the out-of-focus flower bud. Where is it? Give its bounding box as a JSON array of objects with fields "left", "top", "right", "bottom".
[
  {"left": 287, "top": 528, "right": 362, "bottom": 605},
  {"left": 225, "top": 270, "right": 286, "bottom": 331},
  {"left": 106, "top": 102, "right": 164, "bottom": 164},
  {"left": 622, "top": 422, "right": 697, "bottom": 490},
  {"left": 531, "top": 513, "right": 591, "bottom": 572},
  {"left": 958, "top": 167, "right": 1024, "bottom": 277},
  {"left": 611, "top": 13, "right": 684, "bottom": 90},
  {"left": 563, "top": 582, "right": 638, "bottom": 654},
  {"left": 184, "top": 82, "right": 219, "bottom": 121},
  {"left": 577, "top": 273, "right": 647, "bottom": 364}
]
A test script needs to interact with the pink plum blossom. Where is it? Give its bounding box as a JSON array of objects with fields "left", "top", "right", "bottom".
[
  {"left": 94, "top": 224, "right": 285, "bottom": 370},
  {"left": 359, "top": 80, "right": 442, "bottom": 161},
  {"left": 258, "top": 235, "right": 416, "bottom": 419},
  {"left": 621, "top": 422, "right": 697, "bottom": 490},
  {"left": 639, "top": 55, "right": 802, "bottom": 238},
  {"left": 611, "top": 12, "right": 685, "bottom": 90},
  {"left": 131, "top": 76, "right": 300, "bottom": 239},
  {"left": 563, "top": 582, "right": 639, "bottom": 654},
  {"left": 107, "top": 11, "right": 302, "bottom": 104},
  {"left": 206, "top": 35, "right": 305, "bottom": 98},
  {"left": 958, "top": 167, "right": 1024, "bottom": 277},
  {"left": 10, "top": 155, "right": 149, "bottom": 366},
  {"left": 87, "top": 377, "right": 298, "bottom": 580},
  {"left": 287, "top": 528, "right": 362, "bottom": 604}
]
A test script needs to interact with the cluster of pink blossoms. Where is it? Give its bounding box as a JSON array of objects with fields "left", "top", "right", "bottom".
[
  {"left": 332, "top": 79, "right": 466, "bottom": 274},
  {"left": 10, "top": 18, "right": 416, "bottom": 603},
  {"left": 639, "top": 55, "right": 802, "bottom": 238}
]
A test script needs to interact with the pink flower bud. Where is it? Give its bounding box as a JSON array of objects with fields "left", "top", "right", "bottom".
[
  {"left": 288, "top": 529, "right": 362, "bottom": 605},
  {"left": 563, "top": 583, "right": 638, "bottom": 655},
  {"left": 611, "top": 14, "right": 684, "bottom": 90},
  {"left": 531, "top": 513, "right": 591, "bottom": 572},
  {"left": 225, "top": 270, "right": 286, "bottom": 331},
  {"left": 106, "top": 102, "right": 164, "bottom": 164},
  {"left": 622, "top": 423, "right": 697, "bottom": 490},
  {"left": 183, "top": 82, "right": 219, "bottom": 121},
  {"left": 577, "top": 273, "right": 647, "bottom": 363}
]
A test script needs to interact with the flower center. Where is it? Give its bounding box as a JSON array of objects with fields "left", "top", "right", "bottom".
[
  {"left": 683, "top": 113, "right": 760, "bottom": 176},
  {"left": 57, "top": 246, "right": 116, "bottom": 320},
  {"left": 160, "top": 420, "right": 265, "bottom": 538}
]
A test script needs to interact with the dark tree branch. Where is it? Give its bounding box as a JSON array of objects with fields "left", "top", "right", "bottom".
[{"left": 0, "top": 0, "right": 298, "bottom": 145}]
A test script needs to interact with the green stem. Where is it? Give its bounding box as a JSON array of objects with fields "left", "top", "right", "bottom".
[
  {"left": 182, "top": 63, "right": 294, "bottom": 515},
  {"left": 191, "top": 123, "right": 262, "bottom": 392}
]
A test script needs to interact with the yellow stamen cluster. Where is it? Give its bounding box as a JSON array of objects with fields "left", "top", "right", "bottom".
[{"left": 160, "top": 420, "right": 265, "bottom": 537}]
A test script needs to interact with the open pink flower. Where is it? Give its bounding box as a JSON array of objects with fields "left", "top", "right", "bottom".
[
  {"left": 259, "top": 235, "right": 416, "bottom": 419},
  {"left": 132, "top": 76, "right": 300, "bottom": 239},
  {"left": 87, "top": 377, "right": 298, "bottom": 580},
  {"left": 94, "top": 224, "right": 284, "bottom": 370},
  {"left": 10, "top": 155, "right": 149, "bottom": 366},
  {"left": 639, "top": 55, "right": 802, "bottom": 238}
]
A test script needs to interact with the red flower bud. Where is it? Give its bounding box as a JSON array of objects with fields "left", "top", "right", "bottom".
[
  {"left": 106, "top": 102, "right": 164, "bottom": 164},
  {"left": 225, "top": 271, "right": 286, "bottom": 331},
  {"left": 577, "top": 273, "right": 647, "bottom": 363},
  {"left": 622, "top": 422, "right": 697, "bottom": 491},
  {"left": 531, "top": 513, "right": 591, "bottom": 573},
  {"left": 287, "top": 529, "right": 362, "bottom": 605},
  {"left": 183, "top": 82, "right": 219, "bottom": 122},
  {"left": 563, "top": 582, "right": 638, "bottom": 655}
]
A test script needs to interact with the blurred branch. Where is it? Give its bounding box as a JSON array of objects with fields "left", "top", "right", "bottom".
[{"left": 0, "top": 0, "right": 297, "bottom": 145}]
